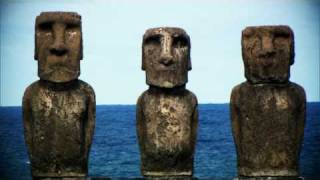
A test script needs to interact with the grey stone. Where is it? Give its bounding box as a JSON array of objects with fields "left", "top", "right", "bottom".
[
  {"left": 23, "top": 12, "right": 95, "bottom": 178},
  {"left": 137, "top": 27, "right": 198, "bottom": 178},
  {"left": 230, "top": 26, "right": 306, "bottom": 178}
]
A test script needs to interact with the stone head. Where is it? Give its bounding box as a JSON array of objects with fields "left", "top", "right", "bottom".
[
  {"left": 142, "top": 27, "right": 191, "bottom": 88},
  {"left": 35, "top": 12, "right": 83, "bottom": 83},
  {"left": 242, "top": 25, "right": 294, "bottom": 84}
]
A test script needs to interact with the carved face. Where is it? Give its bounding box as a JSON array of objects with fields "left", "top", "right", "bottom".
[
  {"left": 142, "top": 27, "right": 191, "bottom": 88},
  {"left": 242, "top": 26, "right": 294, "bottom": 84},
  {"left": 35, "top": 12, "right": 83, "bottom": 83}
]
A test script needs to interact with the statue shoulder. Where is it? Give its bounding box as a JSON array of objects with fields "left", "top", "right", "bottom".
[
  {"left": 78, "top": 80, "right": 95, "bottom": 98},
  {"left": 23, "top": 81, "right": 40, "bottom": 100},
  {"left": 22, "top": 81, "right": 41, "bottom": 107},
  {"left": 137, "top": 90, "right": 149, "bottom": 106},
  {"left": 289, "top": 82, "right": 306, "bottom": 94},
  {"left": 184, "top": 89, "right": 198, "bottom": 107},
  {"left": 230, "top": 82, "right": 247, "bottom": 102},
  {"left": 289, "top": 82, "right": 306, "bottom": 102}
]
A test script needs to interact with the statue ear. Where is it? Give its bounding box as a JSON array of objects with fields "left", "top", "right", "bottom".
[
  {"left": 79, "top": 35, "right": 83, "bottom": 60},
  {"left": 289, "top": 38, "right": 295, "bottom": 65},
  {"left": 34, "top": 47, "right": 38, "bottom": 60},
  {"left": 142, "top": 57, "right": 146, "bottom": 70},
  {"left": 34, "top": 27, "right": 38, "bottom": 60},
  {"left": 288, "top": 26, "right": 295, "bottom": 65},
  {"left": 290, "top": 51, "right": 295, "bottom": 65},
  {"left": 187, "top": 45, "right": 191, "bottom": 70},
  {"left": 188, "top": 58, "right": 192, "bottom": 70},
  {"left": 142, "top": 45, "right": 146, "bottom": 70}
]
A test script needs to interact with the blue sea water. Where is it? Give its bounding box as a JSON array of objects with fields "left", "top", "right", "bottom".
[{"left": 0, "top": 103, "right": 319, "bottom": 180}]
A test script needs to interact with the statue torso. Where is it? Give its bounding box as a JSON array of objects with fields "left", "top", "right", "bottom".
[
  {"left": 137, "top": 88, "right": 197, "bottom": 175},
  {"left": 231, "top": 82, "right": 305, "bottom": 176},
  {"left": 24, "top": 80, "right": 93, "bottom": 176}
]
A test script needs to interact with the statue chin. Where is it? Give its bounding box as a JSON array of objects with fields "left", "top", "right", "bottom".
[
  {"left": 162, "top": 81, "right": 175, "bottom": 88},
  {"left": 147, "top": 80, "right": 186, "bottom": 88},
  {"left": 146, "top": 74, "right": 188, "bottom": 88},
  {"left": 39, "top": 70, "right": 79, "bottom": 83}
]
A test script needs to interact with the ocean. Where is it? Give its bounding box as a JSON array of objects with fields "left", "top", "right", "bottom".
[{"left": 0, "top": 103, "right": 319, "bottom": 180}]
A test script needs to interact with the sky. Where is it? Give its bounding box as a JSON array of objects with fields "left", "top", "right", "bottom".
[{"left": 0, "top": 0, "right": 319, "bottom": 106}]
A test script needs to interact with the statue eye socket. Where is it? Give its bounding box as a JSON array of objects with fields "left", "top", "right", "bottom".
[
  {"left": 274, "top": 31, "right": 290, "bottom": 38},
  {"left": 144, "top": 35, "right": 160, "bottom": 45},
  {"left": 172, "top": 36, "right": 188, "bottom": 48},
  {"left": 38, "top": 22, "right": 52, "bottom": 31},
  {"left": 66, "top": 23, "right": 79, "bottom": 30}
]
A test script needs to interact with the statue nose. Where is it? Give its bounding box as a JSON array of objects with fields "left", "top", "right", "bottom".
[
  {"left": 50, "top": 43, "right": 68, "bottom": 56},
  {"left": 49, "top": 23, "right": 68, "bottom": 56},
  {"left": 259, "top": 49, "right": 276, "bottom": 58},
  {"left": 159, "top": 40, "right": 174, "bottom": 66},
  {"left": 260, "top": 36, "right": 275, "bottom": 57},
  {"left": 159, "top": 55, "right": 174, "bottom": 66}
]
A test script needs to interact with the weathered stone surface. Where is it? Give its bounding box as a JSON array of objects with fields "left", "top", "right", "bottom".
[
  {"left": 23, "top": 12, "right": 95, "bottom": 178},
  {"left": 137, "top": 27, "right": 198, "bottom": 178},
  {"left": 231, "top": 82, "right": 305, "bottom": 176},
  {"left": 35, "top": 12, "right": 83, "bottom": 83},
  {"left": 230, "top": 26, "right": 306, "bottom": 177},
  {"left": 142, "top": 27, "right": 191, "bottom": 88},
  {"left": 241, "top": 26, "right": 294, "bottom": 84}
]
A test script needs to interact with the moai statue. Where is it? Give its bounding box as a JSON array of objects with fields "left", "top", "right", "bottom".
[
  {"left": 230, "top": 26, "right": 306, "bottom": 179},
  {"left": 22, "top": 12, "right": 95, "bottom": 179},
  {"left": 137, "top": 27, "right": 198, "bottom": 179}
]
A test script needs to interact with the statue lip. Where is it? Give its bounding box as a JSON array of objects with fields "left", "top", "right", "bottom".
[
  {"left": 48, "top": 66, "right": 76, "bottom": 73},
  {"left": 155, "top": 64, "right": 177, "bottom": 71},
  {"left": 46, "top": 54, "right": 68, "bottom": 61},
  {"left": 41, "top": 62, "right": 78, "bottom": 75},
  {"left": 257, "top": 57, "right": 274, "bottom": 66}
]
